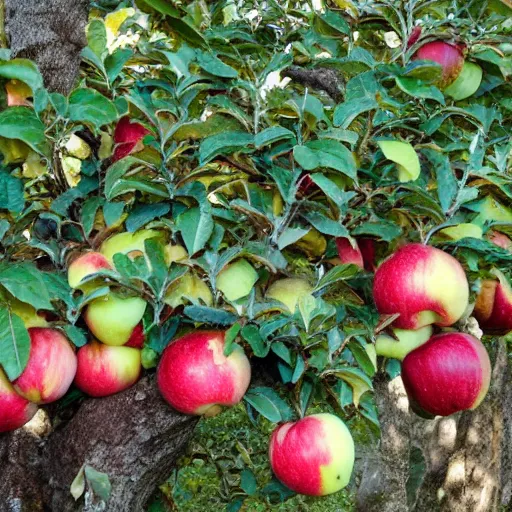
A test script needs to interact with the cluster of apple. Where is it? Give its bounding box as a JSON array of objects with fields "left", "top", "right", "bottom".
[{"left": 339, "top": 240, "right": 493, "bottom": 418}]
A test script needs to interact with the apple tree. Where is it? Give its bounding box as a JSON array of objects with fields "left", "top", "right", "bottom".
[{"left": 0, "top": 1, "right": 511, "bottom": 511}]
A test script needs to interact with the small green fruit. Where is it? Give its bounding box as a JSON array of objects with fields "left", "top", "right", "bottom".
[
  {"left": 266, "top": 278, "right": 313, "bottom": 313},
  {"left": 217, "top": 259, "right": 259, "bottom": 301}
]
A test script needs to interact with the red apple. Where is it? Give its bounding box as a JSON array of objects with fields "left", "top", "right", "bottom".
[
  {"left": 487, "top": 230, "right": 512, "bottom": 251},
  {"left": 67, "top": 252, "right": 112, "bottom": 290},
  {"left": 336, "top": 238, "right": 364, "bottom": 268},
  {"left": 474, "top": 270, "right": 512, "bottom": 332},
  {"left": 112, "top": 116, "right": 150, "bottom": 162},
  {"left": 269, "top": 413, "right": 355, "bottom": 496},
  {"left": 74, "top": 341, "right": 142, "bottom": 397},
  {"left": 13, "top": 328, "right": 77, "bottom": 404},
  {"left": 373, "top": 243, "right": 469, "bottom": 330},
  {"left": 401, "top": 332, "right": 491, "bottom": 417},
  {"left": 413, "top": 41, "right": 464, "bottom": 88},
  {"left": 124, "top": 323, "right": 145, "bottom": 348},
  {"left": 157, "top": 331, "right": 251, "bottom": 415},
  {"left": 0, "top": 368, "right": 38, "bottom": 433}
]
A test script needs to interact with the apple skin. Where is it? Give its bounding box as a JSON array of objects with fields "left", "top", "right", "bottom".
[
  {"left": 157, "top": 331, "right": 251, "bottom": 415},
  {"left": 125, "top": 323, "right": 145, "bottom": 348},
  {"left": 474, "top": 272, "right": 512, "bottom": 332},
  {"left": 74, "top": 341, "right": 141, "bottom": 397},
  {"left": 373, "top": 243, "right": 469, "bottom": 330},
  {"left": 13, "top": 328, "right": 77, "bottom": 404},
  {"left": 413, "top": 41, "right": 464, "bottom": 88},
  {"left": 112, "top": 116, "right": 150, "bottom": 162},
  {"left": 67, "top": 252, "right": 112, "bottom": 289},
  {"left": 100, "top": 229, "right": 165, "bottom": 266},
  {"left": 375, "top": 325, "right": 433, "bottom": 361},
  {"left": 401, "top": 332, "right": 491, "bottom": 417},
  {"left": 217, "top": 259, "right": 259, "bottom": 301},
  {"left": 335, "top": 238, "right": 364, "bottom": 268},
  {"left": 9, "top": 298, "right": 48, "bottom": 328},
  {"left": 266, "top": 278, "right": 313, "bottom": 313},
  {"left": 84, "top": 293, "right": 147, "bottom": 346},
  {"left": 164, "top": 273, "right": 213, "bottom": 308},
  {"left": 0, "top": 368, "right": 38, "bottom": 433},
  {"left": 269, "top": 413, "right": 355, "bottom": 496},
  {"left": 487, "top": 230, "right": 512, "bottom": 251}
]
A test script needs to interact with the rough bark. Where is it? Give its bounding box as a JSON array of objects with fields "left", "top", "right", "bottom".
[
  {"left": 357, "top": 339, "right": 512, "bottom": 512},
  {"left": 5, "top": 0, "right": 89, "bottom": 93},
  {"left": 283, "top": 66, "right": 344, "bottom": 102},
  {"left": 0, "top": 376, "right": 198, "bottom": 512}
]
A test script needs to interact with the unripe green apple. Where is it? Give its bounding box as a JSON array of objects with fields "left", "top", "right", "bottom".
[
  {"left": 269, "top": 413, "right": 355, "bottom": 496},
  {"left": 217, "top": 259, "right": 259, "bottom": 301},
  {"left": 74, "top": 340, "right": 141, "bottom": 397},
  {"left": 0, "top": 368, "right": 38, "bottom": 432},
  {"left": 164, "top": 273, "right": 213, "bottom": 308},
  {"left": 13, "top": 328, "right": 77, "bottom": 404},
  {"left": 266, "top": 278, "right": 313, "bottom": 313},
  {"left": 444, "top": 62, "right": 483, "bottom": 101},
  {"left": 375, "top": 325, "right": 433, "bottom": 360},
  {"left": 67, "top": 252, "right": 112, "bottom": 290},
  {"left": 84, "top": 293, "right": 147, "bottom": 346},
  {"left": 100, "top": 229, "right": 165, "bottom": 265}
]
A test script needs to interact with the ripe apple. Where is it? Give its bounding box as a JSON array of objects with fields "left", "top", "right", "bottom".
[
  {"left": 124, "top": 323, "right": 145, "bottom": 348},
  {"left": 67, "top": 252, "right": 112, "bottom": 290},
  {"left": 269, "top": 413, "right": 355, "bottom": 496},
  {"left": 100, "top": 229, "right": 165, "bottom": 265},
  {"left": 157, "top": 330, "right": 251, "bottom": 415},
  {"left": 0, "top": 368, "right": 38, "bottom": 432},
  {"left": 266, "top": 278, "right": 313, "bottom": 313},
  {"left": 84, "top": 293, "right": 147, "bottom": 346},
  {"left": 474, "top": 270, "right": 512, "bottom": 332},
  {"left": 217, "top": 259, "right": 259, "bottom": 301},
  {"left": 413, "top": 41, "right": 464, "bottom": 88},
  {"left": 112, "top": 116, "right": 151, "bottom": 162},
  {"left": 401, "top": 332, "right": 491, "bottom": 417},
  {"left": 164, "top": 273, "right": 213, "bottom": 308},
  {"left": 13, "top": 328, "right": 77, "bottom": 404},
  {"left": 487, "top": 230, "right": 512, "bottom": 251},
  {"left": 74, "top": 340, "right": 141, "bottom": 397},
  {"left": 375, "top": 325, "right": 433, "bottom": 361},
  {"left": 335, "top": 237, "right": 364, "bottom": 268},
  {"left": 373, "top": 243, "right": 469, "bottom": 330}
]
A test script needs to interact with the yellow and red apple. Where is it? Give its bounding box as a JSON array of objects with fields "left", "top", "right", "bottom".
[
  {"left": 13, "top": 328, "right": 77, "bottom": 404},
  {"left": 84, "top": 293, "right": 147, "bottom": 346},
  {"left": 269, "top": 413, "right": 355, "bottom": 496},
  {"left": 100, "top": 229, "right": 165, "bottom": 266},
  {"left": 401, "top": 332, "right": 491, "bottom": 417},
  {"left": 474, "top": 270, "right": 512, "bottom": 332},
  {"left": 157, "top": 331, "right": 251, "bottom": 415},
  {"left": 74, "top": 341, "right": 141, "bottom": 397},
  {"left": 67, "top": 251, "right": 112, "bottom": 290},
  {"left": 0, "top": 368, "right": 38, "bottom": 433},
  {"left": 375, "top": 325, "right": 433, "bottom": 361},
  {"left": 373, "top": 243, "right": 469, "bottom": 329}
]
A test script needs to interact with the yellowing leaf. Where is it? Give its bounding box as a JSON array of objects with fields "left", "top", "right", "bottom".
[
  {"left": 6, "top": 80, "right": 32, "bottom": 107},
  {"left": 377, "top": 140, "right": 421, "bottom": 182},
  {"left": 440, "top": 223, "right": 483, "bottom": 241},
  {"left": 22, "top": 151, "right": 47, "bottom": 178},
  {"left": 0, "top": 137, "right": 30, "bottom": 164},
  {"left": 105, "top": 8, "right": 136, "bottom": 47},
  {"left": 61, "top": 155, "right": 82, "bottom": 188}
]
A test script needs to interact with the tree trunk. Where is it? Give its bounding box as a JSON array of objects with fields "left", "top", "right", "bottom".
[
  {"left": 357, "top": 338, "right": 512, "bottom": 512},
  {"left": 0, "top": 376, "right": 198, "bottom": 512},
  {"left": 5, "top": 0, "right": 89, "bottom": 94}
]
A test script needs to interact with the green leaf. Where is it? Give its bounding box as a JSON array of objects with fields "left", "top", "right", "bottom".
[
  {"left": 184, "top": 305, "right": 237, "bottom": 326},
  {"left": 254, "top": 127, "right": 296, "bottom": 148},
  {"left": 197, "top": 51, "right": 238, "bottom": 78},
  {"left": 353, "top": 220, "right": 402, "bottom": 241},
  {"left": 0, "top": 307, "right": 30, "bottom": 380},
  {"left": 422, "top": 148, "right": 457, "bottom": 213},
  {"left": 348, "top": 340, "right": 376, "bottom": 377},
  {"left": 315, "top": 11, "right": 350, "bottom": 35},
  {"left": 87, "top": 19, "right": 108, "bottom": 62},
  {"left": 0, "top": 219, "right": 9, "bottom": 241},
  {"left": 314, "top": 264, "right": 360, "bottom": 292},
  {"left": 62, "top": 325, "right": 88, "bottom": 348},
  {"left": 277, "top": 227, "right": 310, "bottom": 250},
  {"left": 241, "top": 324, "right": 269, "bottom": 358},
  {"left": 303, "top": 211, "right": 349, "bottom": 237},
  {"left": 244, "top": 387, "right": 293, "bottom": 423},
  {"left": 84, "top": 465, "right": 112, "bottom": 502},
  {"left": 328, "top": 367, "right": 373, "bottom": 407},
  {"left": 396, "top": 77, "right": 444, "bottom": 104},
  {"left": 0, "top": 59, "right": 44, "bottom": 91},
  {"left": 81, "top": 197, "right": 104, "bottom": 237},
  {"left": 177, "top": 206, "right": 214, "bottom": 255},
  {"left": 0, "top": 171, "right": 25, "bottom": 213},
  {"left": 105, "top": 48, "right": 133, "bottom": 83},
  {"left": 0, "top": 263, "right": 53, "bottom": 310},
  {"left": 240, "top": 469, "right": 258, "bottom": 496},
  {"left": 68, "top": 88, "right": 118, "bottom": 130},
  {"left": 199, "top": 131, "right": 254, "bottom": 165},
  {"left": 126, "top": 203, "right": 170, "bottom": 232},
  {"left": 0, "top": 107, "right": 49, "bottom": 155},
  {"left": 309, "top": 174, "right": 356, "bottom": 206},
  {"left": 377, "top": 140, "right": 421, "bottom": 182},
  {"left": 293, "top": 140, "right": 357, "bottom": 180},
  {"left": 103, "top": 201, "right": 125, "bottom": 227}
]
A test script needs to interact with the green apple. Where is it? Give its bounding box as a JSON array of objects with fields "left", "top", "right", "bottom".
[
  {"left": 84, "top": 293, "right": 147, "bottom": 346},
  {"left": 217, "top": 259, "right": 259, "bottom": 301},
  {"left": 266, "top": 278, "right": 313, "bottom": 313},
  {"left": 375, "top": 325, "right": 433, "bottom": 360},
  {"left": 164, "top": 273, "right": 213, "bottom": 308},
  {"left": 444, "top": 62, "right": 483, "bottom": 101}
]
